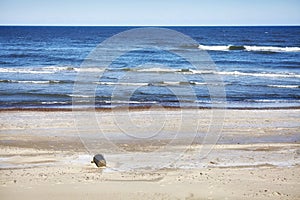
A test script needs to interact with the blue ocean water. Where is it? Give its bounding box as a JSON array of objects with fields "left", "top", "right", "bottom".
[{"left": 0, "top": 26, "right": 299, "bottom": 109}]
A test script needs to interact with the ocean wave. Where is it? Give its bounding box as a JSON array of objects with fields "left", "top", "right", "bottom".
[
  {"left": 0, "top": 79, "right": 51, "bottom": 84},
  {"left": 114, "top": 67, "right": 300, "bottom": 78},
  {"left": 0, "top": 68, "right": 54, "bottom": 74},
  {"left": 160, "top": 81, "right": 208, "bottom": 85},
  {"left": 244, "top": 46, "right": 300, "bottom": 52},
  {"left": 18, "top": 80, "right": 52, "bottom": 84},
  {"left": 119, "top": 67, "right": 179, "bottom": 73},
  {"left": 216, "top": 71, "right": 300, "bottom": 78},
  {"left": 0, "top": 61, "right": 11, "bottom": 64},
  {"left": 126, "top": 68, "right": 209, "bottom": 75},
  {"left": 41, "top": 101, "right": 69, "bottom": 105},
  {"left": 0, "top": 92, "right": 72, "bottom": 98},
  {"left": 267, "top": 85, "right": 299, "bottom": 88},
  {"left": 190, "top": 70, "right": 300, "bottom": 78},
  {"left": 162, "top": 81, "right": 189, "bottom": 85},
  {"left": 43, "top": 66, "right": 75, "bottom": 71},
  {"left": 5, "top": 53, "right": 35, "bottom": 58},
  {"left": 114, "top": 67, "right": 194, "bottom": 74},
  {"left": 0, "top": 66, "right": 76, "bottom": 74},
  {"left": 74, "top": 67, "right": 105, "bottom": 72},
  {"left": 1, "top": 67, "right": 299, "bottom": 80},
  {"left": 94, "top": 81, "right": 149, "bottom": 86},
  {"left": 198, "top": 45, "right": 229, "bottom": 51},
  {"left": 0, "top": 79, "right": 73, "bottom": 84},
  {"left": 3, "top": 92, "right": 108, "bottom": 100},
  {"left": 245, "top": 99, "right": 300, "bottom": 103},
  {"left": 0, "top": 79, "right": 206, "bottom": 86},
  {"left": 198, "top": 44, "right": 300, "bottom": 52},
  {"left": 0, "top": 66, "right": 107, "bottom": 74},
  {"left": 96, "top": 80, "right": 208, "bottom": 86},
  {"left": 68, "top": 94, "right": 94, "bottom": 98},
  {"left": 104, "top": 100, "right": 158, "bottom": 104}
]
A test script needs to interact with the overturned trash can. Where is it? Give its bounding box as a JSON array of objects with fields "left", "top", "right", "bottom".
[{"left": 92, "top": 154, "right": 106, "bottom": 167}]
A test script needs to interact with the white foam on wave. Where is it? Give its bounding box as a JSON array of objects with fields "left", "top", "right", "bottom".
[
  {"left": 136, "top": 67, "right": 178, "bottom": 73},
  {"left": 246, "top": 99, "right": 300, "bottom": 103},
  {"left": 198, "top": 44, "right": 229, "bottom": 51},
  {"left": 41, "top": 101, "right": 69, "bottom": 104},
  {"left": 69, "top": 94, "right": 93, "bottom": 98},
  {"left": 189, "top": 81, "right": 207, "bottom": 85},
  {"left": 0, "top": 68, "right": 54, "bottom": 74},
  {"left": 245, "top": 45, "right": 300, "bottom": 52},
  {"left": 0, "top": 79, "right": 67, "bottom": 84},
  {"left": 216, "top": 71, "right": 300, "bottom": 78},
  {"left": 268, "top": 84, "right": 299, "bottom": 88},
  {"left": 94, "top": 81, "right": 149, "bottom": 86},
  {"left": 104, "top": 100, "right": 157, "bottom": 104},
  {"left": 43, "top": 66, "right": 75, "bottom": 71},
  {"left": 0, "top": 66, "right": 107, "bottom": 74},
  {"left": 74, "top": 67, "right": 104, "bottom": 72},
  {"left": 0, "top": 66, "right": 77, "bottom": 74},
  {"left": 162, "top": 81, "right": 182, "bottom": 85},
  {"left": 162, "top": 81, "right": 208, "bottom": 85},
  {"left": 96, "top": 80, "right": 207, "bottom": 86},
  {"left": 190, "top": 69, "right": 214, "bottom": 74},
  {"left": 190, "top": 70, "right": 300, "bottom": 78},
  {"left": 18, "top": 80, "right": 52, "bottom": 84}
]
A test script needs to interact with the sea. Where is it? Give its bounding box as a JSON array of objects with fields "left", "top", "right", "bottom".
[{"left": 0, "top": 26, "right": 299, "bottom": 109}]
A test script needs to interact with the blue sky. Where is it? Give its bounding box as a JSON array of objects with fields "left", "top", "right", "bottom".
[{"left": 0, "top": 0, "right": 299, "bottom": 25}]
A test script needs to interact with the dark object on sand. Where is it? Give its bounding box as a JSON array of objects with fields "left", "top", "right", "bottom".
[{"left": 92, "top": 154, "right": 106, "bottom": 167}]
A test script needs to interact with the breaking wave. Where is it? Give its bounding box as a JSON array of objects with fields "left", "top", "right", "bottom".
[
  {"left": 198, "top": 45, "right": 300, "bottom": 52},
  {"left": 0, "top": 79, "right": 73, "bottom": 84},
  {"left": 0, "top": 66, "right": 105, "bottom": 74}
]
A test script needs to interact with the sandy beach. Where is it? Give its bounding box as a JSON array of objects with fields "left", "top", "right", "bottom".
[{"left": 0, "top": 108, "right": 299, "bottom": 199}]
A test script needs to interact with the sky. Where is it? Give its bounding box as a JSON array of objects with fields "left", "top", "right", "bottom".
[{"left": 0, "top": 0, "right": 299, "bottom": 26}]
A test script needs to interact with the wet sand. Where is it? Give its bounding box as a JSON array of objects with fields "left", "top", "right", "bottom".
[{"left": 0, "top": 109, "right": 299, "bottom": 199}]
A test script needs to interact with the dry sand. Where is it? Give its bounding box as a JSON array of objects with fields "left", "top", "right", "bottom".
[{"left": 0, "top": 109, "right": 299, "bottom": 199}]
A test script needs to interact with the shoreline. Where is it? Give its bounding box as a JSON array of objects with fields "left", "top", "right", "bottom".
[{"left": 0, "top": 106, "right": 300, "bottom": 112}]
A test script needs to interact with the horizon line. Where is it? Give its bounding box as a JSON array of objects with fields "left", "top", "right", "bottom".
[{"left": 0, "top": 24, "right": 299, "bottom": 27}]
